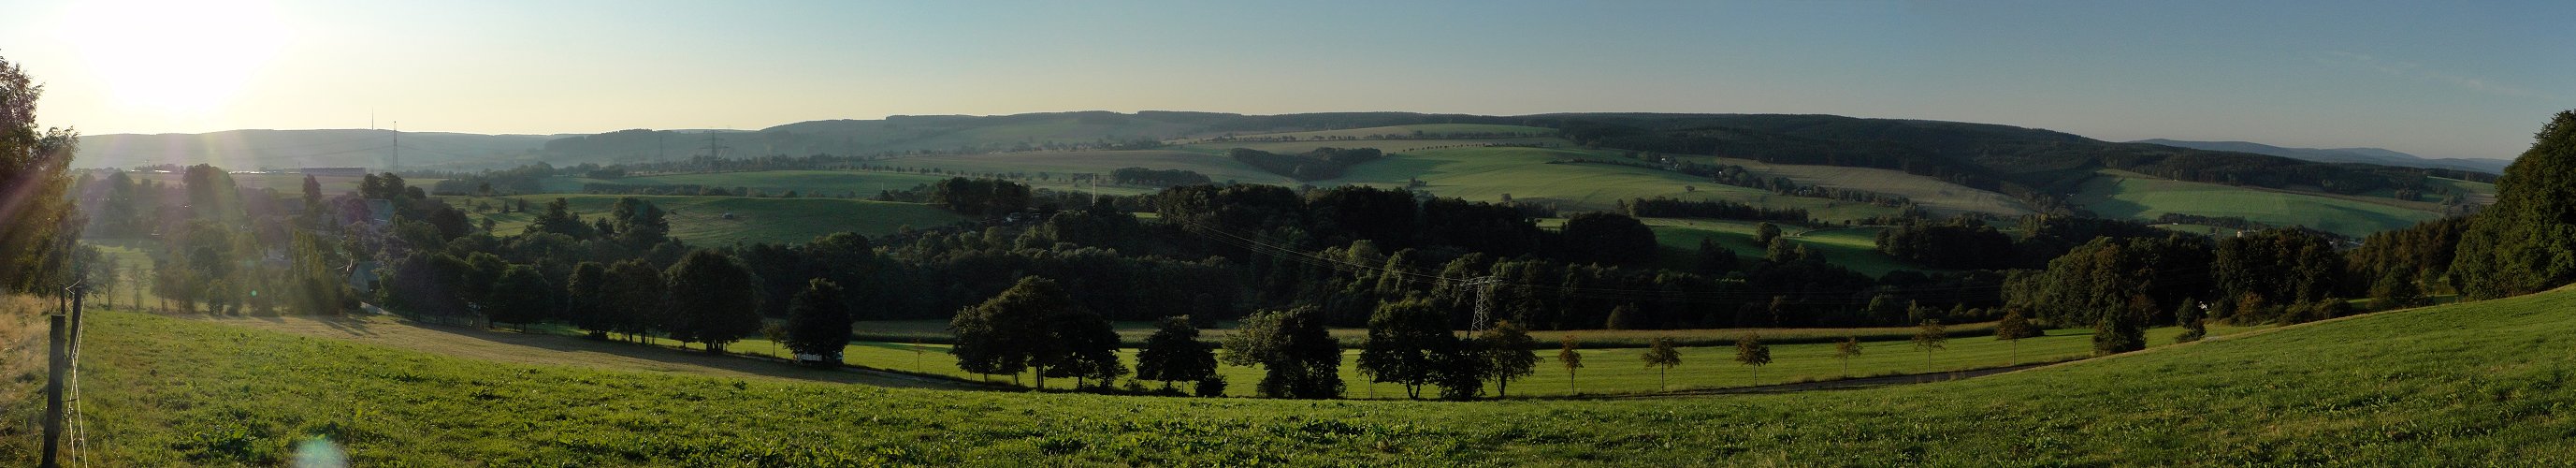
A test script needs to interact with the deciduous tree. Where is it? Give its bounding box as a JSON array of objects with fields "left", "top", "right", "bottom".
[
  {"left": 1136, "top": 315, "right": 1219, "bottom": 391},
  {"left": 665, "top": 249, "right": 762, "bottom": 354},
  {"left": 1641, "top": 337, "right": 1682, "bottom": 391},
  {"left": 1734, "top": 333, "right": 1772, "bottom": 386},
  {"left": 784, "top": 279, "right": 853, "bottom": 364}
]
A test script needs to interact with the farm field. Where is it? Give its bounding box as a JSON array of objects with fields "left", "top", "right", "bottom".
[
  {"left": 1172, "top": 138, "right": 1568, "bottom": 157},
  {"left": 1685, "top": 154, "right": 2034, "bottom": 216},
  {"left": 7, "top": 287, "right": 2567, "bottom": 464},
  {"left": 120, "top": 170, "right": 379, "bottom": 194},
  {"left": 463, "top": 194, "right": 967, "bottom": 245},
  {"left": 2069, "top": 170, "right": 2447, "bottom": 238},
  {"left": 1318, "top": 146, "right": 1907, "bottom": 220},
  {"left": 1195, "top": 124, "right": 1556, "bottom": 141},
  {"left": 884, "top": 150, "right": 1291, "bottom": 186},
  {"left": 537, "top": 170, "right": 967, "bottom": 196}
]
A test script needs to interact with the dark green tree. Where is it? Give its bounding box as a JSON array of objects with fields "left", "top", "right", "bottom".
[
  {"left": 485, "top": 264, "right": 555, "bottom": 330},
  {"left": 664, "top": 249, "right": 762, "bottom": 354},
  {"left": 1558, "top": 212, "right": 1657, "bottom": 266},
  {"left": 563, "top": 261, "right": 612, "bottom": 338},
  {"left": 2370, "top": 267, "right": 2424, "bottom": 311},
  {"left": 784, "top": 279, "right": 853, "bottom": 364},
  {"left": 1358, "top": 298, "right": 1455, "bottom": 399},
  {"left": 2453, "top": 110, "right": 2576, "bottom": 299},
  {"left": 950, "top": 276, "right": 1065, "bottom": 384},
  {"left": 1481, "top": 320, "right": 1540, "bottom": 398},
  {"left": 2174, "top": 300, "right": 2208, "bottom": 343},
  {"left": 1036, "top": 307, "right": 1124, "bottom": 389},
  {"left": 1222, "top": 306, "right": 1343, "bottom": 399},
  {"left": 1136, "top": 315, "right": 1219, "bottom": 391},
  {"left": 1754, "top": 222, "right": 1783, "bottom": 246},
  {"left": 601, "top": 259, "right": 666, "bottom": 342}
]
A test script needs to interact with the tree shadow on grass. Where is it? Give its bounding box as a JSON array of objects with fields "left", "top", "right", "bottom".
[{"left": 385, "top": 318, "right": 983, "bottom": 390}]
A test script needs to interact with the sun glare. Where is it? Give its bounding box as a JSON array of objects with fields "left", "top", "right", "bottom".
[{"left": 60, "top": 0, "right": 292, "bottom": 115}]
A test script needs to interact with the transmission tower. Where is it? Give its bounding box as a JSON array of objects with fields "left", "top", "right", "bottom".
[
  {"left": 700, "top": 134, "right": 731, "bottom": 160},
  {"left": 1467, "top": 276, "right": 1500, "bottom": 333}
]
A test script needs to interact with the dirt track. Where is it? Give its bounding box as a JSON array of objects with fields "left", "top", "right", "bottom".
[{"left": 185, "top": 314, "right": 986, "bottom": 390}]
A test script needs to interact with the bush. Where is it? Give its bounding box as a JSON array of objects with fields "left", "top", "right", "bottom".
[{"left": 1194, "top": 376, "right": 1228, "bottom": 398}]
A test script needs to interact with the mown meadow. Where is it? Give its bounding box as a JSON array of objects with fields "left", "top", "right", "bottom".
[{"left": 5, "top": 285, "right": 2569, "bottom": 465}]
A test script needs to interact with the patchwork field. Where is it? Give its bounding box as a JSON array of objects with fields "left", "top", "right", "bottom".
[
  {"left": 2070, "top": 170, "right": 2447, "bottom": 238},
  {"left": 7, "top": 286, "right": 2568, "bottom": 464}
]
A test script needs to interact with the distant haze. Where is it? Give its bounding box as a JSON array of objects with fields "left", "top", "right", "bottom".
[{"left": 5, "top": 0, "right": 2569, "bottom": 159}]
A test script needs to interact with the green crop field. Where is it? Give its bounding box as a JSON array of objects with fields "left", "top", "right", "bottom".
[
  {"left": 9, "top": 286, "right": 2569, "bottom": 464},
  {"left": 463, "top": 194, "right": 967, "bottom": 245},
  {"left": 2070, "top": 170, "right": 2447, "bottom": 238},
  {"left": 1633, "top": 218, "right": 1922, "bottom": 276}
]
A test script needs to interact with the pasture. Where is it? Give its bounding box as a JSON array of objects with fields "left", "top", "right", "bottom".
[
  {"left": 7, "top": 286, "right": 2566, "bottom": 464},
  {"left": 463, "top": 194, "right": 967, "bottom": 245},
  {"left": 2069, "top": 170, "right": 2446, "bottom": 238},
  {"left": 1319, "top": 146, "right": 1907, "bottom": 220}
]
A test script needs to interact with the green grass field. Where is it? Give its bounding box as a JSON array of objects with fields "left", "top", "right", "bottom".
[
  {"left": 538, "top": 170, "right": 968, "bottom": 196},
  {"left": 2070, "top": 170, "right": 2447, "bottom": 238},
  {"left": 886, "top": 150, "right": 1291, "bottom": 186},
  {"left": 463, "top": 194, "right": 967, "bottom": 245},
  {"left": 121, "top": 171, "right": 380, "bottom": 195},
  {"left": 1318, "top": 146, "right": 1907, "bottom": 220},
  {"left": 1206, "top": 124, "right": 1556, "bottom": 140},
  {"left": 10, "top": 286, "right": 2570, "bottom": 464},
  {"left": 1171, "top": 138, "right": 1570, "bottom": 157},
  {"left": 1680, "top": 154, "right": 2033, "bottom": 216}
]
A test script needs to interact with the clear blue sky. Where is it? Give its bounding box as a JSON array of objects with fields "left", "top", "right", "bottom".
[{"left": 3, "top": 0, "right": 2568, "bottom": 158}]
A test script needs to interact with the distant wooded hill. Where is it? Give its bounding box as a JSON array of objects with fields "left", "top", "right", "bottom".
[
  {"left": 2132, "top": 139, "right": 2509, "bottom": 175},
  {"left": 78, "top": 112, "right": 2495, "bottom": 212}
]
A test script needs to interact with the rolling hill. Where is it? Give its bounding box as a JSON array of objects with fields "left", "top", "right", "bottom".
[
  {"left": 2135, "top": 139, "right": 2510, "bottom": 174},
  {"left": 8, "top": 282, "right": 2571, "bottom": 464},
  {"left": 76, "top": 129, "right": 560, "bottom": 170}
]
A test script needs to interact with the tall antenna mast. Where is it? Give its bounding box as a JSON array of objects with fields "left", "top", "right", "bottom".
[{"left": 390, "top": 122, "right": 399, "bottom": 170}]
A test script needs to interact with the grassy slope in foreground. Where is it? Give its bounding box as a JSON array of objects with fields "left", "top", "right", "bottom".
[{"left": 9, "top": 288, "right": 2576, "bottom": 465}]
